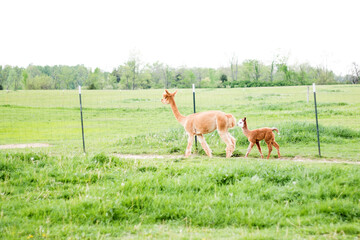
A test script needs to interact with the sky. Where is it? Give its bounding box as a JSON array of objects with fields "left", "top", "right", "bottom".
[{"left": 1, "top": 0, "right": 359, "bottom": 75}]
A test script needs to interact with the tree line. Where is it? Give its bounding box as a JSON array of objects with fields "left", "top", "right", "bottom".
[{"left": 0, "top": 58, "right": 359, "bottom": 90}]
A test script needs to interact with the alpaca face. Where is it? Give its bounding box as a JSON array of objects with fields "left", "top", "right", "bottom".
[
  {"left": 161, "top": 90, "right": 177, "bottom": 104},
  {"left": 237, "top": 119, "right": 244, "bottom": 128},
  {"left": 161, "top": 92, "right": 171, "bottom": 104}
]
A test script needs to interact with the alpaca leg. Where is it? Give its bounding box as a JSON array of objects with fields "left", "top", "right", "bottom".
[
  {"left": 266, "top": 142, "right": 273, "bottom": 159},
  {"left": 219, "top": 131, "right": 234, "bottom": 158},
  {"left": 245, "top": 142, "right": 255, "bottom": 158},
  {"left": 185, "top": 134, "right": 194, "bottom": 157},
  {"left": 255, "top": 141, "right": 264, "bottom": 158},
  {"left": 228, "top": 133, "right": 236, "bottom": 150},
  {"left": 272, "top": 141, "right": 280, "bottom": 158},
  {"left": 197, "top": 134, "right": 212, "bottom": 157}
]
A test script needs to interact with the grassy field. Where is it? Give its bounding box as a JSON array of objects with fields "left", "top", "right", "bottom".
[
  {"left": 1, "top": 85, "right": 360, "bottom": 239},
  {"left": 1, "top": 85, "right": 359, "bottom": 159},
  {"left": 1, "top": 153, "right": 360, "bottom": 239}
]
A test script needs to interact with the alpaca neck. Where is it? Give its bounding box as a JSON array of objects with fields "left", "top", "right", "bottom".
[
  {"left": 242, "top": 123, "right": 251, "bottom": 137},
  {"left": 169, "top": 99, "right": 186, "bottom": 125}
]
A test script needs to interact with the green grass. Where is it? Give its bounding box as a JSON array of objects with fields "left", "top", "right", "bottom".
[
  {"left": 1, "top": 152, "right": 359, "bottom": 239},
  {"left": 1, "top": 85, "right": 360, "bottom": 238},
  {"left": 1, "top": 85, "right": 360, "bottom": 159},
  {"left": 113, "top": 121, "right": 360, "bottom": 160}
]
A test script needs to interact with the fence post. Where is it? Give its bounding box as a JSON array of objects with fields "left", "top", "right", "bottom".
[
  {"left": 313, "top": 83, "right": 321, "bottom": 157},
  {"left": 192, "top": 84, "right": 197, "bottom": 150},
  {"left": 79, "top": 85, "right": 86, "bottom": 154}
]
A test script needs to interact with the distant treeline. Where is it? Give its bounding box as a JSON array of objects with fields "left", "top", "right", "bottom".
[{"left": 0, "top": 59, "right": 359, "bottom": 90}]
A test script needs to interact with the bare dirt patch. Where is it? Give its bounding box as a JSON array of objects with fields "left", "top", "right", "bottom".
[
  {"left": 288, "top": 156, "right": 360, "bottom": 165},
  {"left": 0, "top": 143, "right": 50, "bottom": 149}
]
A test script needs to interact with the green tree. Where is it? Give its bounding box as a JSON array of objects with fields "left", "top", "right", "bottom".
[
  {"left": 145, "top": 62, "right": 163, "bottom": 88},
  {"left": 0, "top": 66, "right": 3, "bottom": 90},
  {"left": 86, "top": 68, "right": 104, "bottom": 89},
  {"left": 122, "top": 60, "right": 139, "bottom": 90},
  {"left": 162, "top": 65, "right": 173, "bottom": 89},
  {"left": 316, "top": 67, "right": 335, "bottom": 84},
  {"left": 181, "top": 69, "right": 195, "bottom": 88},
  {"left": 349, "top": 62, "right": 359, "bottom": 84},
  {"left": 7, "top": 67, "right": 23, "bottom": 90},
  {"left": 173, "top": 73, "right": 182, "bottom": 88},
  {"left": 275, "top": 63, "right": 294, "bottom": 85},
  {"left": 122, "top": 51, "right": 142, "bottom": 90},
  {"left": 22, "top": 70, "right": 28, "bottom": 88},
  {"left": 119, "top": 64, "right": 132, "bottom": 90},
  {"left": 1, "top": 65, "right": 11, "bottom": 89},
  {"left": 26, "top": 75, "right": 54, "bottom": 89},
  {"left": 220, "top": 74, "right": 228, "bottom": 87},
  {"left": 26, "top": 65, "right": 42, "bottom": 79},
  {"left": 111, "top": 68, "right": 122, "bottom": 86},
  {"left": 269, "top": 60, "right": 275, "bottom": 82},
  {"left": 74, "top": 65, "right": 90, "bottom": 88},
  {"left": 230, "top": 54, "right": 239, "bottom": 82},
  {"left": 241, "top": 60, "right": 262, "bottom": 82}
]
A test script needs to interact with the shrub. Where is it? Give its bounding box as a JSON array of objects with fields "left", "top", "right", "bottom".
[{"left": 26, "top": 75, "right": 55, "bottom": 89}]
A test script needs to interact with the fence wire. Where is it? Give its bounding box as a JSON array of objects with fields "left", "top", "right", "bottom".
[{"left": 1, "top": 86, "right": 359, "bottom": 155}]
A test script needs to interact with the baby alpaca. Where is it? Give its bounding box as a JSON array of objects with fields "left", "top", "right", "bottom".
[{"left": 237, "top": 117, "right": 280, "bottom": 159}]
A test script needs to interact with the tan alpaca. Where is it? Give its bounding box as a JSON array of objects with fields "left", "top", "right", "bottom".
[
  {"left": 161, "top": 90, "right": 236, "bottom": 158},
  {"left": 237, "top": 117, "right": 280, "bottom": 159}
]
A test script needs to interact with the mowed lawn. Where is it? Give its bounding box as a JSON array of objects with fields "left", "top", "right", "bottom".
[{"left": 1, "top": 85, "right": 360, "bottom": 239}]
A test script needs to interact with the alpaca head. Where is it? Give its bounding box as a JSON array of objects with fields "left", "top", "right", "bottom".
[
  {"left": 237, "top": 117, "right": 246, "bottom": 128},
  {"left": 161, "top": 89, "right": 177, "bottom": 104}
]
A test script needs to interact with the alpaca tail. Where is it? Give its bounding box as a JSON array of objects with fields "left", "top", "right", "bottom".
[
  {"left": 226, "top": 114, "right": 236, "bottom": 129},
  {"left": 272, "top": 127, "right": 280, "bottom": 135}
]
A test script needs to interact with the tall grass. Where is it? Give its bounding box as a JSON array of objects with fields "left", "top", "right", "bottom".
[{"left": 1, "top": 152, "right": 359, "bottom": 239}]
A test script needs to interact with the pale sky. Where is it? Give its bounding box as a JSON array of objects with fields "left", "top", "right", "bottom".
[{"left": 1, "top": 0, "right": 359, "bottom": 75}]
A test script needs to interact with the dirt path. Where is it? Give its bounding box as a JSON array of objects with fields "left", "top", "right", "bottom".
[
  {"left": 114, "top": 154, "right": 180, "bottom": 160},
  {"left": 283, "top": 156, "right": 360, "bottom": 165},
  {"left": 113, "top": 154, "right": 360, "bottom": 165},
  {"left": 0, "top": 145, "right": 358, "bottom": 165},
  {"left": 0, "top": 143, "right": 50, "bottom": 149}
]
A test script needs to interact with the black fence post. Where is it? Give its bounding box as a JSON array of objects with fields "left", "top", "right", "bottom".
[
  {"left": 79, "top": 86, "right": 86, "bottom": 154},
  {"left": 192, "top": 84, "right": 197, "bottom": 150},
  {"left": 313, "top": 83, "right": 321, "bottom": 157}
]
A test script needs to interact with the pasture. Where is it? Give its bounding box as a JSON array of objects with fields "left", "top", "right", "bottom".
[{"left": 1, "top": 85, "right": 360, "bottom": 239}]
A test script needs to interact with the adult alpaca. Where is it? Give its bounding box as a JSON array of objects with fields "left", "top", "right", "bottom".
[{"left": 161, "top": 89, "right": 236, "bottom": 158}]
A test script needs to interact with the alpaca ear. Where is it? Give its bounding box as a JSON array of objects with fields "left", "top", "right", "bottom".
[
  {"left": 165, "top": 89, "right": 170, "bottom": 95},
  {"left": 244, "top": 117, "right": 246, "bottom": 121},
  {"left": 172, "top": 90, "right": 178, "bottom": 96}
]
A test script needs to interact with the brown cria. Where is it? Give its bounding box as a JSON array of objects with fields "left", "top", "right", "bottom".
[
  {"left": 237, "top": 117, "right": 280, "bottom": 159},
  {"left": 161, "top": 89, "right": 236, "bottom": 158}
]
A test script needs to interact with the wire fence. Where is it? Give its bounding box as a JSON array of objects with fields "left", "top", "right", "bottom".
[{"left": 1, "top": 85, "right": 359, "bottom": 155}]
